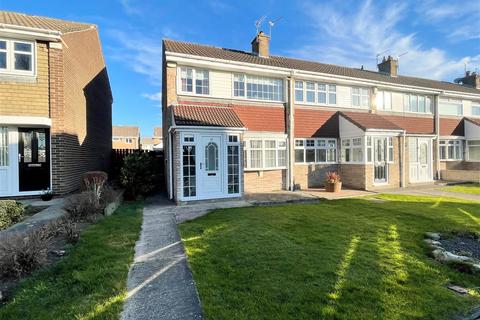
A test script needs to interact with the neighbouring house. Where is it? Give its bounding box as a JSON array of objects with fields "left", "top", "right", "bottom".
[
  {"left": 162, "top": 31, "right": 480, "bottom": 202},
  {"left": 141, "top": 127, "right": 164, "bottom": 151},
  {"left": 0, "top": 11, "right": 112, "bottom": 197},
  {"left": 112, "top": 126, "right": 140, "bottom": 150}
]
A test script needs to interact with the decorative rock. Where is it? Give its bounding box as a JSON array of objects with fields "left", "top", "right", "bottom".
[
  {"left": 424, "top": 239, "right": 442, "bottom": 247},
  {"left": 425, "top": 232, "right": 441, "bottom": 241},
  {"left": 447, "top": 285, "right": 469, "bottom": 295},
  {"left": 433, "top": 249, "right": 476, "bottom": 264}
]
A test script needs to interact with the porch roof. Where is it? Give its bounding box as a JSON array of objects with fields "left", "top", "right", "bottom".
[
  {"left": 339, "top": 111, "right": 403, "bottom": 131},
  {"left": 173, "top": 104, "right": 244, "bottom": 128},
  {"left": 466, "top": 117, "right": 480, "bottom": 126}
]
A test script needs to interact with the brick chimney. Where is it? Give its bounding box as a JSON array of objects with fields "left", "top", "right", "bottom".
[
  {"left": 454, "top": 71, "right": 480, "bottom": 89},
  {"left": 251, "top": 31, "right": 270, "bottom": 58},
  {"left": 377, "top": 55, "right": 398, "bottom": 77}
]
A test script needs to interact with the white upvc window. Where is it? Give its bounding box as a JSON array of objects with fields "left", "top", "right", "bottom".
[
  {"left": 376, "top": 91, "right": 392, "bottom": 110},
  {"left": 467, "top": 140, "right": 480, "bottom": 161},
  {"left": 471, "top": 105, "right": 480, "bottom": 116},
  {"left": 341, "top": 137, "right": 363, "bottom": 163},
  {"left": 439, "top": 140, "right": 463, "bottom": 161},
  {"left": 179, "top": 67, "right": 209, "bottom": 95},
  {"left": 0, "top": 127, "right": 8, "bottom": 166},
  {"left": 352, "top": 87, "right": 369, "bottom": 107},
  {"left": 294, "top": 81, "right": 303, "bottom": 101},
  {"left": 244, "top": 138, "right": 287, "bottom": 170},
  {"left": 233, "top": 74, "right": 284, "bottom": 101},
  {"left": 0, "top": 38, "right": 35, "bottom": 76},
  {"left": 306, "top": 81, "right": 315, "bottom": 103},
  {"left": 438, "top": 99, "right": 463, "bottom": 116},
  {"left": 403, "top": 94, "right": 432, "bottom": 113},
  {"left": 294, "top": 138, "right": 337, "bottom": 164},
  {"left": 294, "top": 80, "right": 336, "bottom": 105}
]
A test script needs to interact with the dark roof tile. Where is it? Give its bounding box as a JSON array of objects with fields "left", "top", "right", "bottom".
[{"left": 173, "top": 105, "right": 244, "bottom": 128}]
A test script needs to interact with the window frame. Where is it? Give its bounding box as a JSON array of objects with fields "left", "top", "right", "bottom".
[
  {"left": 244, "top": 138, "right": 288, "bottom": 170},
  {"left": 351, "top": 87, "right": 370, "bottom": 108},
  {"left": 178, "top": 66, "right": 210, "bottom": 96},
  {"left": 438, "top": 99, "right": 463, "bottom": 116},
  {"left": 233, "top": 73, "right": 284, "bottom": 102},
  {"left": 0, "top": 38, "right": 36, "bottom": 76},
  {"left": 439, "top": 139, "right": 463, "bottom": 161},
  {"left": 471, "top": 105, "right": 480, "bottom": 116},
  {"left": 403, "top": 94, "right": 433, "bottom": 114},
  {"left": 293, "top": 80, "right": 337, "bottom": 106},
  {"left": 294, "top": 138, "right": 337, "bottom": 164},
  {"left": 467, "top": 140, "right": 480, "bottom": 162},
  {"left": 376, "top": 90, "right": 392, "bottom": 110}
]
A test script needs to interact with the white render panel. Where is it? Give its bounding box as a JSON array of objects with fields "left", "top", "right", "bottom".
[
  {"left": 336, "top": 85, "right": 352, "bottom": 108},
  {"left": 462, "top": 99, "right": 472, "bottom": 116},
  {"left": 391, "top": 92, "right": 404, "bottom": 112},
  {"left": 209, "top": 69, "right": 232, "bottom": 99},
  {"left": 339, "top": 115, "right": 364, "bottom": 138},
  {"left": 465, "top": 120, "right": 480, "bottom": 139}
]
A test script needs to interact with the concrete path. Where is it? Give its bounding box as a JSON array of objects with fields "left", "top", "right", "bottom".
[
  {"left": 384, "top": 185, "right": 480, "bottom": 202},
  {"left": 121, "top": 195, "right": 251, "bottom": 320}
]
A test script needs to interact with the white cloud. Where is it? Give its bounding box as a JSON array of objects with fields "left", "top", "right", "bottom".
[
  {"left": 119, "top": 0, "right": 142, "bottom": 15},
  {"left": 290, "top": 0, "right": 479, "bottom": 81},
  {"left": 142, "top": 92, "right": 162, "bottom": 105}
]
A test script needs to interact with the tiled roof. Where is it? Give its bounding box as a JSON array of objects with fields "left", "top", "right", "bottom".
[
  {"left": 141, "top": 137, "right": 155, "bottom": 144},
  {"left": 440, "top": 118, "right": 464, "bottom": 136},
  {"left": 381, "top": 114, "right": 435, "bottom": 134},
  {"left": 295, "top": 109, "right": 338, "bottom": 137},
  {"left": 164, "top": 39, "right": 480, "bottom": 95},
  {"left": 173, "top": 105, "right": 244, "bottom": 127},
  {"left": 340, "top": 112, "right": 403, "bottom": 131},
  {"left": 0, "top": 11, "right": 94, "bottom": 34},
  {"left": 466, "top": 118, "right": 480, "bottom": 126},
  {"left": 112, "top": 126, "right": 140, "bottom": 137},
  {"left": 153, "top": 126, "right": 163, "bottom": 137}
]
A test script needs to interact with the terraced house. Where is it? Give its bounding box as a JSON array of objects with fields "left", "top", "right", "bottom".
[
  {"left": 0, "top": 11, "right": 112, "bottom": 197},
  {"left": 162, "top": 32, "right": 480, "bottom": 202}
]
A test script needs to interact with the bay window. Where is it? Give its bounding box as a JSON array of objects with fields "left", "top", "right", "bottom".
[
  {"left": 234, "top": 74, "right": 283, "bottom": 101},
  {"left": 467, "top": 140, "right": 480, "bottom": 161},
  {"left": 0, "top": 39, "right": 35, "bottom": 75},
  {"left": 244, "top": 138, "right": 287, "bottom": 170},
  {"left": 180, "top": 67, "right": 209, "bottom": 95},
  {"left": 295, "top": 138, "right": 337, "bottom": 163},
  {"left": 439, "top": 140, "right": 463, "bottom": 160},
  {"left": 294, "top": 81, "right": 336, "bottom": 105},
  {"left": 404, "top": 94, "right": 432, "bottom": 113},
  {"left": 352, "top": 87, "right": 369, "bottom": 107}
]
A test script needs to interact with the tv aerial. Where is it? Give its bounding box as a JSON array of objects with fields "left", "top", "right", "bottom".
[
  {"left": 268, "top": 17, "right": 282, "bottom": 37},
  {"left": 255, "top": 15, "right": 267, "bottom": 34}
]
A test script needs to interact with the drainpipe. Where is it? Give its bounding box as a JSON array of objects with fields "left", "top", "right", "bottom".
[
  {"left": 167, "top": 111, "right": 176, "bottom": 200},
  {"left": 287, "top": 73, "right": 295, "bottom": 191},
  {"left": 434, "top": 94, "right": 441, "bottom": 180},
  {"left": 400, "top": 130, "right": 406, "bottom": 188}
]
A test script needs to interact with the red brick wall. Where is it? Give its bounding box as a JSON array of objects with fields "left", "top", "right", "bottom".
[{"left": 50, "top": 29, "right": 112, "bottom": 194}]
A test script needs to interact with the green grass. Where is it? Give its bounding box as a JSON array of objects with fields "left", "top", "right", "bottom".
[
  {"left": 443, "top": 183, "right": 480, "bottom": 195},
  {"left": 179, "top": 195, "right": 480, "bottom": 320},
  {"left": 0, "top": 201, "right": 143, "bottom": 320}
]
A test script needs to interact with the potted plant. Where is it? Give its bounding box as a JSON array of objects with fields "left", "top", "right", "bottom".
[
  {"left": 325, "top": 171, "right": 342, "bottom": 193},
  {"left": 41, "top": 188, "right": 53, "bottom": 201}
]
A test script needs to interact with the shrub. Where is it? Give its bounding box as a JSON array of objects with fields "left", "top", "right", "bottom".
[
  {"left": 0, "top": 201, "right": 24, "bottom": 230},
  {"left": 0, "top": 227, "right": 53, "bottom": 279},
  {"left": 82, "top": 171, "right": 108, "bottom": 206},
  {"left": 58, "top": 219, "right": 80, "bottom": 244},
  {"left": 100, "top": 184, "right": 118, "bottom": 207},
  {"left": 64, "top": 191, "right": 102, "bottom": 222},
  {"left": 325, "top": 171, "right": 341, "bottom": 184},
  {"left": 120, "top": 153, "right": 155, "bottom": 198}
]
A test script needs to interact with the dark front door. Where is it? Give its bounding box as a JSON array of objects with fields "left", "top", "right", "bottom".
[{"left": 18, "top": 128, "right": 50, "bottom": 192}]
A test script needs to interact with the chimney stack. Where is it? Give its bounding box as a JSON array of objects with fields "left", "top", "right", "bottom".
[
  {"left": 454, "top": 71, "right": 480, "bottom": 89},
  {"left": 251, "top": 31, "right": 270, "bottom": 58},
  {"left": 377, "top": 55, "right": 398, "bottom": 77}
]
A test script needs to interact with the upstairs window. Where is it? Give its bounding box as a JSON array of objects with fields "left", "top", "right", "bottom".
[
  {"left": 295, "top": 81, "right": 303, "bottom": 101},
  {"left": 404, "top": 94, "right": 432, "bottom": 113},
  {"left": 439, "top": 99, "right": 462, "bottom": 116},
  {"left": 471, "top": 105, "right": 480, "bottom": 116},
  {"left": 180, "top": 67, "right": 209, "bottom": 95},
  {"left": 234, "top": 74, "right": 283, "bottom": 101},
  {"left": 0, "top": 39, "right": 35, "bottom": 75},
  {"left": 376, "top": 91, "right": 392, "bottom": 110},
  {"left": 294, "top": 81, "right": 336, "bottom": 105},
  {"left": 352, "top": 87, "right": 369, "bottom": 107}
]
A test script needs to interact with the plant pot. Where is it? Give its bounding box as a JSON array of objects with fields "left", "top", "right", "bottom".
[
  {"left": 325, "top": 182, "right": 342, "bottom": 193},
  {"left": 41, "top": 194, "right": 53, "bottom": 201}
]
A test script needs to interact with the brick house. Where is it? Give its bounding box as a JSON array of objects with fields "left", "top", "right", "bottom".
[
  {"left": 162, "top": 32, "right": 480, "bottom": 202},
  {"left": 140, "top": 126, "right": 163, "bottom": 151},
  {"left": 112, "top": 126, "right": 140, "bottom": 150},
  {"left": 0, "top": 11, "right": 112, "bottom": 197}
]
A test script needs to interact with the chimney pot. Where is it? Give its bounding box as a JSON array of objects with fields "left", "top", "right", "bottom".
[
  {"left": 377, "top": 55, "right": 398, "bottom": 77},
  {"left": 251, "top": 31, "right": 270, "bottom": 58}
]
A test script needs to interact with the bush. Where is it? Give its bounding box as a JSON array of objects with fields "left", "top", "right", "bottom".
[
  {"left": 82, "top": 171, "right": 108, "bottom": 206},
  {"left": 120, "top": 153, "right": 156, "bottom": 198},
  {"left": 0, "top": 201, "right": 24, "bottom": 230},
  {"left": 0, "top": 227, "right": 53, "bottom": 279},
  {"left": 64, "top": 191, "right": 102, "bottom": 222}
]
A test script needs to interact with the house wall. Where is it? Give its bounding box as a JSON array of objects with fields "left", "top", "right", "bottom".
[
  {"left": 244, "top": 169, "right": 286, "bottom": 193},
  {"left": 112, "top": 137, "right": 139, "bottom": 149},
  {"left": 51, "top": 28, "right": 112, "bottom": 194},
  {"left": 0, "top": 42, "right": 49, "bottom": 117},
  {"left": 340, "top": 164, "right": 366, "bottom": 189},
  {"left": 293, "top": 164, "right": 338, "bottom": 189}
]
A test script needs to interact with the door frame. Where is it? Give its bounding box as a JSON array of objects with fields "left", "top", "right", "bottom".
[
  {"left": 409, "top": 136, "right": 433, "bottom": 183},
  {"left": 178, "top": 129, "right": 243, "bottom": 201},
  {"left": 373, "top": 136, "right": 389, "bottom": 185}
]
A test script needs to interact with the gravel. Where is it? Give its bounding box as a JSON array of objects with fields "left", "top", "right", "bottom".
[{"left": 440, "top": 235, "right": 480, "bottom": 260}]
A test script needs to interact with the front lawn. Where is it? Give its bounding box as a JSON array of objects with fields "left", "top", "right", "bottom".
[
  {"left": 0, "top": 201, "right": 143, "bottom": 320},
  {"left": 179, "top": 195, "right": 480, "bottom": 320},
  {"left": 443, "top": 183, "right": 480, "bottom": 195}
]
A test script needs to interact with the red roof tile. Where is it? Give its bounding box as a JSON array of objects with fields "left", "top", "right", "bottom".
[
  {"left": 381, "top": 115, "right": 435, "bottom": 134},
  {"left": 440, "top": 118, "right": 464, "bottom": 136},
  {"left": 295, "top": 109, "right": 338, "bottom": 137},
  {"left": 173, "top": 105, "right": 244, "bottom": 127},
  {"left": 232, "top": 105, "right": 285, "bottom": 132},
  {"left": 340, "top": 112, "right": 403, "bottom": 131}
]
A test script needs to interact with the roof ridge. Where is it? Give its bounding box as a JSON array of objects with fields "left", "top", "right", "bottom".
[
  {"left": 0, "top": 10, "right": 94, "bottom": 27},
  {"left": 175, "top": 103, "right": 234, "bottom": 109}
]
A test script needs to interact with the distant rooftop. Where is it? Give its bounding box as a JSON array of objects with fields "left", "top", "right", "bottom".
[
  {"left": 164, "top": 39, "right": 480, "bottom": 95},
  {"left": 112, "top": 126, "right": 140, "bottom": 137},
  {"left": 0, "top": 10, "right": 94, "bottom": 34}
]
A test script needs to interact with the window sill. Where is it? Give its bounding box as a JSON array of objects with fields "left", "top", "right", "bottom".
[
  {"left": 0, "top": 72, "right": 36, "bottom": 83},
  {"left": 244, "top": 167, "right": 286, "bottom": 172},
  {"left": 294, "top": 162, "right": 337, "bottom": 165}
]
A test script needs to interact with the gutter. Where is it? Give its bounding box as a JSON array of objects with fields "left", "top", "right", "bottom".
[{"left": 0, "top": 23, "right": 62, "bottom": 41}]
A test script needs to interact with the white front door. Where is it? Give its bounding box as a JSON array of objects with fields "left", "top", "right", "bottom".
[
  {"left": 373, "top": 137, "right": 388, "bottom": 184},
  {"left": 199, "top": 135, "right": 224, "bottom": 198},
  {"left": 409, "top": 137, "right": 432, "bottom": 183}
]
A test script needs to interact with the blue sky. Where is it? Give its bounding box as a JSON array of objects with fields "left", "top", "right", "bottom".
[{"left": 1, "top": 0, "right": 479, "bottom": 136}]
